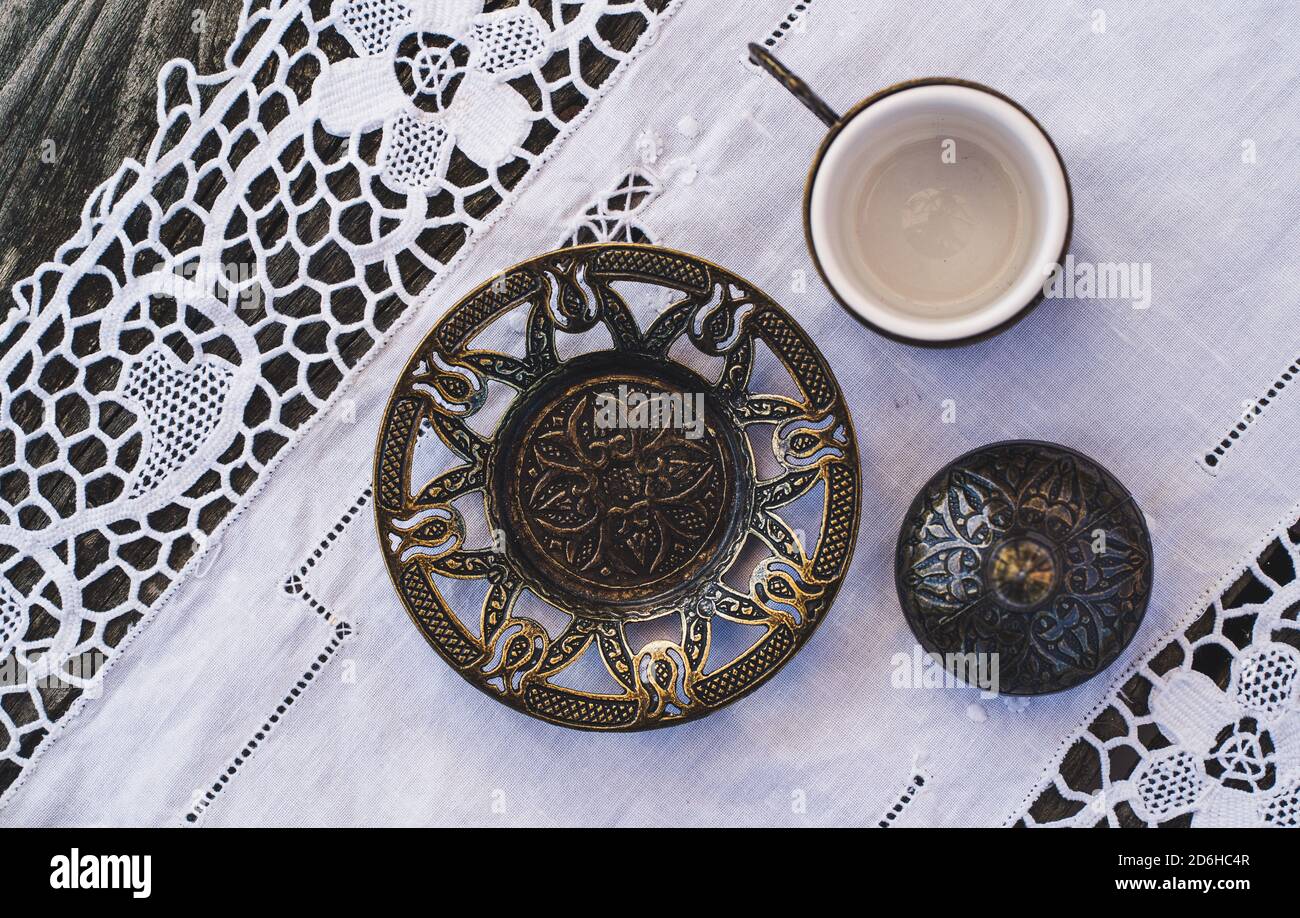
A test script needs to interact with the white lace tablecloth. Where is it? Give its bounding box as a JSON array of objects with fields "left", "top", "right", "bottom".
[{"left": 3, "top": 0, "right": 1300, "bottom": 827}]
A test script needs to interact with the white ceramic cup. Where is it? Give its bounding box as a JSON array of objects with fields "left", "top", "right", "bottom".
[{"left": 750, "top": 45, "right": 1071, "bottom": 345}]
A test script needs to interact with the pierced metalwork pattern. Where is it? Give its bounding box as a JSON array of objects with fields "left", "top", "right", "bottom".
[
  {"left": 895, "top": 441, "right": 1153, "bottom": 696},
  {"left": 375, "top": 243, "right": 860, "bottom": 729}
]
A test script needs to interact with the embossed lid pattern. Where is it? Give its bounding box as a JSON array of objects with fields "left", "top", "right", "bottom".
[{"left": 895, "top": 440, "right": 1153, "bottom": 695}]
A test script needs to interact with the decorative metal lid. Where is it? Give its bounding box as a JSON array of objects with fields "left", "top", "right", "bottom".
[
  {"left": 895, "top": 441, "right": 1153, "bottom": 695},
  {"left": 375, "top": 244, "right": 860, "bottom": 729}
]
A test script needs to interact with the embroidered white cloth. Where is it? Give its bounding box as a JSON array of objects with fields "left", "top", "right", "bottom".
[{"left": 3, "top": 0, "right": 1300, "bottom": 827}]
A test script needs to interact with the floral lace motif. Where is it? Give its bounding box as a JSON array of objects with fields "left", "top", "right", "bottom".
[
  {"left": 319, "top": 1, "right": 567, "bottom": 193},
  {"left": 0, "top": 0, "right": 674, "bottom": 805},
  {"left": 1017, "top": 518, "right": 1300, "bottom": 827}
]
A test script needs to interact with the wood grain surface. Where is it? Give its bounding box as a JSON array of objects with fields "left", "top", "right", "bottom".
[{"left": 0, "top": 1, "right": 242, "bottom": 313}]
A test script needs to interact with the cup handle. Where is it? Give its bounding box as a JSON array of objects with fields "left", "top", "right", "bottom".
[{"left": 747, "top": 43, "right": 841, "bottom": 128}]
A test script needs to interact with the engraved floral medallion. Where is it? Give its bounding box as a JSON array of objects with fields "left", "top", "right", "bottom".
[{"left": 491, "top": 362, "right": 747, "bottom": 616}]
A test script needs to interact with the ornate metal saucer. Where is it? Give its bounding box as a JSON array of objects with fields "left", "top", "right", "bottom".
[
  {"left": 375, "top": 244, "right": 860, "bottom": 729},
  {"left": 895, "top": 441, "right": 1152, "bottom": 695}
]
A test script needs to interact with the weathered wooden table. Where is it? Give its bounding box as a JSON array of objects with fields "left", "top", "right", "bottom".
[{"left": 1, "top": 1, "right": 242, "bottom": 299}]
